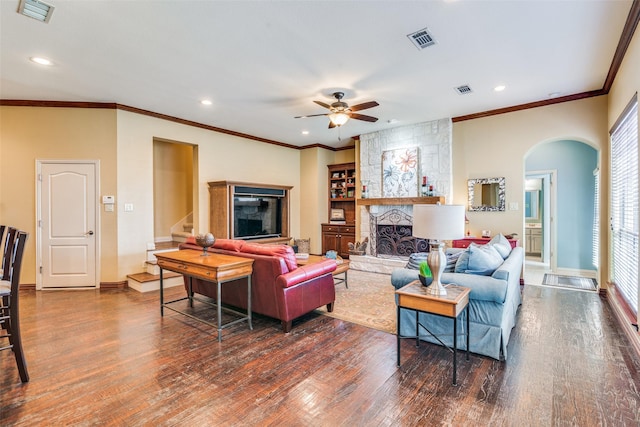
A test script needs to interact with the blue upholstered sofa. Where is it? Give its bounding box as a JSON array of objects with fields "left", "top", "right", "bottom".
[{"left": 391, "top": 244, "right": 524, "bottom": 360}]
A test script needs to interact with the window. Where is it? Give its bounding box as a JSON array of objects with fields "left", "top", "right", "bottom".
[{"left": 610, "top": 94, "right": 638, "bottom": 315}]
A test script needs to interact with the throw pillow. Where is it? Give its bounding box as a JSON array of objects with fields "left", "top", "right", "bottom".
[
  {"left": 466, "top": 243, "right": 504, "bottom": 276},
  {"left": 406, "top": 252, "right": 429, "bottom": 270},
  {"left": 489, "top": 234, "right": 512, "bottom": 259},
  {"left": 445, "top": 251, "right": 463, "bottom": 272},
  {"left": 454, "top": 250, "right": 470, "bottom": 273}
]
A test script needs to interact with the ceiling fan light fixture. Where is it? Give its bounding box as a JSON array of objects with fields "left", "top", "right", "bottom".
[{"left": 329, "top": 112, "right": 349, "bottom": 126}]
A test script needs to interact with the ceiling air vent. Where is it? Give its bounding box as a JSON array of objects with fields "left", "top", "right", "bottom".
[
  {"left": 407, "top": 27, "right": 436, "bottom": 50},
  {"left": 455, "top": 85, "right": 473, "bottom": 95},
  {"left": 18, "top": 0, "right": 54, "bottom": 23}
]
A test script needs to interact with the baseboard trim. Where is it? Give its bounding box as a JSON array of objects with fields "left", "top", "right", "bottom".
[
  {"left": 605, "top": 283, "right": 640, "bottom": 359},
  {"left": 100, "top": 281, "right": 128, "bottom": 289}
]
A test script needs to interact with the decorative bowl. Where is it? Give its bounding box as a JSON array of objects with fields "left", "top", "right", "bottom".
[
  {"left": 419, "top": 274, "right": 433, "bottom": 287},
  {"left": 195, "top": 232, "right": 215, "bottom": 256}
]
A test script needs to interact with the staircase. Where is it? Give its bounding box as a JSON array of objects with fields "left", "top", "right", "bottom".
[
  {"left": 170, "top": 213, "right": 193, "bottom": 243},
  {"left": 126, "top": 241, "right": 185, "bottom": 292}
]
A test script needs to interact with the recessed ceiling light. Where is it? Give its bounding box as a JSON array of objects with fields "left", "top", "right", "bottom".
[
  {"left": 30, "top": 56, "right": 52, "bottom": 66},
  {"left": 301, "top": 130, "right": 309, "bottom": 135},
  {"left": 548, "top": 92, "right": 561, "bottom": 98},
  {"left": 200, "top": 100, "right": 212, "bottom": 106},
  {"left": 494, "top": 85, "right": 506, "bottom": 92}
]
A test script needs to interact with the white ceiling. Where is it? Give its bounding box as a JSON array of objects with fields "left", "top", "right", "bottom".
[{"left": 0, "top": 0, "right": 634, "bottom": 148}]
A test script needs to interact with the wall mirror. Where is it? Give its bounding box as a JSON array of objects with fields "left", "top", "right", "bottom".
[{"left": 467, "top": 177, "right": 505, "bottom": 212}]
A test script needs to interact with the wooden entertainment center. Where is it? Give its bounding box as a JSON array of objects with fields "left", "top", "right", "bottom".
[{"left": 208, "top": 181, "right": 292, "bottom": 244}]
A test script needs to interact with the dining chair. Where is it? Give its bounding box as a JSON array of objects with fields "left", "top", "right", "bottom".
[{"left": 0, "top": 230, "right": 29, "bottom": 382}]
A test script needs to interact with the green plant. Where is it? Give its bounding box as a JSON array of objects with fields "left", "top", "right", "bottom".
[{"left": 419, "top": 260, "right": 432, "bottom": 277}]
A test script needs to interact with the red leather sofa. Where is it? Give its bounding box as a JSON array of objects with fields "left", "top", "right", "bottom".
[{"left": 179, "top": 237, "right": 337, "bottom": 332}]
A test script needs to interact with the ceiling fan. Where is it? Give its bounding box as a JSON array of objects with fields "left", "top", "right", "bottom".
[{"left": 295, "top": 92, "right": 379, "bottom": 128}]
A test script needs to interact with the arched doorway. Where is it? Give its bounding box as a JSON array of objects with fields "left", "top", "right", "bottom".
[{"left": 524, "top": 139, "right": 599, "bottom": 285}]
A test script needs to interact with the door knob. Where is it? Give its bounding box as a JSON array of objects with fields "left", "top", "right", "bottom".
[{"left": 85, "top": 230, "right": 94, "bottom": 236}]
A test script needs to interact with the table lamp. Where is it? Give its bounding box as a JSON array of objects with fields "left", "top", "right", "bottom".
[{"left": 412, "top": 204, "right": 466, "bottom": 295}]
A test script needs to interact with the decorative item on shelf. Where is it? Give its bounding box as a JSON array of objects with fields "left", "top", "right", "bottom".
[
  {"left": 421, "top": 176, "right": 428, "bottom": 197},
  {"left": 482, "top": 229, "right": 491, "bottom": 238},
  {"left": 347, "top": 237, "right": 368, "bottom": 255},
  {"left": 294, "top": 238, "right": 310, "bottom": 255},
  {"left": 465, "top": 215, "right": 471, "bottom": 236},
  {"left": 418, "top": 261, "right": 433, "bottom": 287},
  {"left": 413, "top": 205, "right": 465, "bottom": 295},
  {"left": 195, "top": 232, "right": 215, "bottom": 256}
]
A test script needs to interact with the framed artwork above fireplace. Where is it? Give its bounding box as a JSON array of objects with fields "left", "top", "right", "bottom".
[{"left": 382, "top": 147, "right": 419, "bottom": 198}]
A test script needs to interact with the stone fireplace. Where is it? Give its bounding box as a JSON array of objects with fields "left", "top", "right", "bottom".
[
  {"left": 370, "top": 208, "right": 428, "bottom": 257},
  {"left": 349, "top": 118, "right": 453, "bottom": 274}
]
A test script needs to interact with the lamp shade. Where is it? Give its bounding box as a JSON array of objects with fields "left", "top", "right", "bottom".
[{"left": 412, "top": 204, "right": 466, "bottom": 240}]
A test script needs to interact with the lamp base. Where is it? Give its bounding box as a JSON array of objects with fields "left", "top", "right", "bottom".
[{"left": 426, "top": 241, "right": 447, "bottom": 296}]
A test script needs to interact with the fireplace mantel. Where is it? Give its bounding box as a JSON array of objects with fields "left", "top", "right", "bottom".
[{"left": 356, "top": 196, "right": 445, "bottom": 206}]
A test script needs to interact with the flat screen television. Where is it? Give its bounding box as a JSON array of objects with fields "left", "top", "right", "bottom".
[{"left": 233, "top": 186, "right": 284, "bottom": 240}]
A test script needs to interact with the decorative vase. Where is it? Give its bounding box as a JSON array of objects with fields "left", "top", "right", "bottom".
[
  {"left": 195, "top": 232, "right": 215, "bottom": 256},
  {"left": 419, "top": 274, "right": 433, "bottom": 287}
]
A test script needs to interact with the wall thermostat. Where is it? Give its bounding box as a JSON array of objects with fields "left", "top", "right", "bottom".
[{"left": 102, "top": 195, "right": 115, "bottom": 204}]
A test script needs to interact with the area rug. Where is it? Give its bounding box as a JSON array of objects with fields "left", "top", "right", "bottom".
[
  {"left": 315, "top": 270, "right": 396, "bottom": 334},
  {"left": 541, "top": 273, "right": 597, "bottom": 291}
]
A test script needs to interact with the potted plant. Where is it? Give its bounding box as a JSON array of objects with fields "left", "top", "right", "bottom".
[{"left": 418, "top": 261, "right": 433, "bottom": 287}]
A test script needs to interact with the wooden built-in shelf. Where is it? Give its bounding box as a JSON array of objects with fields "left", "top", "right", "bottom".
[{"left": 356, "top": 196, "right": 445, "bottom": 206}]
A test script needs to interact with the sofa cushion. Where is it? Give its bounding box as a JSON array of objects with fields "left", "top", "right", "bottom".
[
  {"left": 454, "top": 250, "right": 470, "bottom": 273},
  {"left": 213, "top": 238, "right": 245, "bottom": 252},
  {"left": 489, "top": 234, "right": 512, "bottom": 259},
  {"left": 240, "top": 243, "right": 298, "bottom": 272},
  {"left": 406, "top": 252, "right": 429, "bottom": 270},
  {"left": 445, "top": 250, "right": 463, "bottom": 272},
  {"left": 465, "top": 243, "right": 504, "bottom": 276}
]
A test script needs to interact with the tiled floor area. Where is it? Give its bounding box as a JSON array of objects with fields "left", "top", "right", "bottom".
[{"left": 523, "top": 256, "right": 552, "bottom": 285}]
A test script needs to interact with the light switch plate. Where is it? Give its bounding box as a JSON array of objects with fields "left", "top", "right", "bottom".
[
  {"left": 509, "top": 202, "right": 518, "bottom": 210},
  {"left": 124, "top": 203, "right": 134, "bottom": 212}
]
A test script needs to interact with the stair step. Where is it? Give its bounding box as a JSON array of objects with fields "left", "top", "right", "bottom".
[
  {"left": 126, "top": 271, "right": 184, "bottom": 293},
  {"left": 182, "top": 223, "right": 193, "bottom": 232},
  {"left": 171, "top": 231, "right": 191, "bottom": 243}
]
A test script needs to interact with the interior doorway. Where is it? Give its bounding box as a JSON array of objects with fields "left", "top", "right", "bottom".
[
  {"left": 36, "top": 160, "right": 99, "bottom": 289},
  {"left": 152, "top": 139, "right": 197, "bottom": 245},
  {"left": 524, "top": 139, "right": 599, "bottom": 285}
]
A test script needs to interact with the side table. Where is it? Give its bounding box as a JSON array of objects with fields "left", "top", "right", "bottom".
[{"left": 396, "top": 280, "right": 471, "bottom": 386}]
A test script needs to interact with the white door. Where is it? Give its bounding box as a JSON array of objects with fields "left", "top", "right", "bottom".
[{"left": 38, "top": 161, "right": 98, "bottom": 288}]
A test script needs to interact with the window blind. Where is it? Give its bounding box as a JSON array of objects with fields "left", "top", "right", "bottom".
[{"left": 610, "top": 95, "right": 638, "bottom": 315}]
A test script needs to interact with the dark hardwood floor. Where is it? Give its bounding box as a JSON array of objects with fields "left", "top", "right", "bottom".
[{"left": 1, "top": 278, "right": 639, "bottom": 426}]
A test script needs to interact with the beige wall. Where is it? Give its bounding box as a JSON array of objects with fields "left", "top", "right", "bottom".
[
  {"left": 452, "top": 96, "right": 609, "bottom": 286},
  {"left": 607, "top": 26, "right": 639, "bottom": 314},
  {"left": 116, "top": 110, "right": 302, "bottom": 279},
  {"left": 299, "top": 146, "right": 355, "bottom": 254},
  {"left": 0, "top": 106, "right": 118, "bottom": 283}
]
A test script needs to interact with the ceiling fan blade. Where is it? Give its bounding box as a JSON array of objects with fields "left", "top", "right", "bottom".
[
  {"left": 350, "top": 113, "right": 378, "bottom": 122},
  {"left": 328, "top": 121, "right": 337, "bottom": 129},
  {"left": 313, "top": 100, "right": 332, "bottom": 109},
  {"left": 349, "top": 101, "right": 379, "bottom": 112},
  {"left": 294, "top": 113, "right": 329, "bottom": 119}
]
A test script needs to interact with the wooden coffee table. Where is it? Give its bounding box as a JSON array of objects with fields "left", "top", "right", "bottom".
[{"left": 297, "top": 255, "right": 350, "bottom": 288}]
